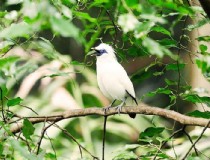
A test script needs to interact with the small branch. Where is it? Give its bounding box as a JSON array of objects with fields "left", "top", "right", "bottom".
[
  {"left": 198, "top": 0, "right": 210, "bottom": 18},
  {"left": 36, "top": 120, "right": 56, "bottom": 154},
  {"left": 105, "top": 9, "right": 118, "bottom": 45},
  {"left": 0, "top": 87, "right": 6, "bottom": 122},
  {"left": 181, "top": 120, "right": 210, "bottom": 159},
  {"left": 54, "top": 124, "right": 99, "bottom": 160},
  {"left": 183, "top": 129, "right": 199, "bottom": 156},
  {"left": 10, "top": 103, "right": 210, "bottom": 134},
  {"left": 153, "top": 126, "right": 184, "bottom": 160}
]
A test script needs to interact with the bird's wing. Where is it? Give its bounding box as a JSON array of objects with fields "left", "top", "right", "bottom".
[{"left": 115, "top": 63, "right": 136, "bottom": 98}]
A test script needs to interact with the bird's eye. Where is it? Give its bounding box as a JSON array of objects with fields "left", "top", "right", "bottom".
[{"left": 96, "top": 49, "right": 107, "bottom": 56}]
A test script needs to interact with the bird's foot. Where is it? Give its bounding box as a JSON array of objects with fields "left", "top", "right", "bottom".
[
  {"left": 103, "top": 105, "right": 113, "bottom": 114},
  {"left": 113, "top": 105, "right": 123, "bottom": 115}
]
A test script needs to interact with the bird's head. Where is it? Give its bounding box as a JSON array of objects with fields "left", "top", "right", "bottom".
[{"left": 91, "top": 43, "right": 116, "bottom": 59}]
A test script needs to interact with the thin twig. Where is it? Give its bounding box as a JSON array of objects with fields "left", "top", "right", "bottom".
[
  {"left": 102, "top": 116, "right": 108, "bottom": 160},
  {"left": 46, "top": 132, "right": 57, "bottom": 160},
  {"left": 181, "top": 120, "right": 210, "bottom": 159},
  {"left": 176, "top": 15, "right": 189, "bottom": 96}
]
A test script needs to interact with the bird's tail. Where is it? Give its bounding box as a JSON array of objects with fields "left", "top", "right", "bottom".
[{"left": 125, "top": 96, "right": 138, "bottom": 119}]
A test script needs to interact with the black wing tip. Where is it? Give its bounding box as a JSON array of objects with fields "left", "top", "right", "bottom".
[{"left": 125, "top": 90, "right": 138, "bottom": 106}]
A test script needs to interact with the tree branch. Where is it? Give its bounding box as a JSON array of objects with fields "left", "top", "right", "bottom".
[{"left": 10, "top": 103, "right": 210, "bottom": 134}]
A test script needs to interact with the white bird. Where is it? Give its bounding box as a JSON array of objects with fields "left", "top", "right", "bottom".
[{"left": 92, "top": 43, "right": 137, "bottom": 118}]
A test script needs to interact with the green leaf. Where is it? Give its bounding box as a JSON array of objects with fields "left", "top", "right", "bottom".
[
  {"left": 153, "top": 71, "right": 164, "bottom": 76},
  {"left": 9, "top": 139, "right": 38, "bottom": 160},
  {"left": 0, "top": 22, "right": 33, "bottom": 38},
  {"left": 131, "top": 69, "right": 153, "bottom": 84},
  {"left": 158, "top": 38, "right": 177, "bottom": 48},
  {"left": 0, "top": 143, "right": 3, "bottom": 155},
  {"left": 83, "top": 93, "right": 102, "bottom": 108},
  {"left": 0, "top": 40, "right": 14, "bottom": 54},
  {"left": 166, "top": 63, "right": 185, "bottom": 71},
  {"left": 7, "top": 97, "right": 23, "bottom": 107},
  {"left": 151, "top": 26, "right": 171, "bottom": 36},
  {"left": 45, "top": 152, "right": 57, "bottom": 159},
  {"left": 186, "top": 156, "right": 203, "bottom": 160},
  {"left": 143, "top": 37, "right": 173, "bottom": 58},
  {"left": 135, "top": 21, "right": 155, "bottom": 37},
  {"left": 124, "top": 144, "right": 140, "bottom": 150},
  {"left": 197, "top": 36, "right": 210, "bottom": 42},
  {"left": 199, "top": 44, "right": 208, "bottom": 53},
  {"left": 187, "top": 110, "right": 210, "bottom": 119},
  {"left": 139, "top": 127, "right": 165, "bottom": 139},
  {"left": 73, "top": 11, "right": 97, "bottom": 23},
  {"left": 182, "top": 94, "right": 210, "bottom": 106},
  {"left": 165, "top": 79, "right": 177, "bottom": 86},
  {"left": 22, "top": 119, "right": 35, "bottom": 140},
  {"left": 50, "top": 16, "right": 80, "bottom": 39},
  {"left": 146, "top": 87, "right": 172, "bottom": 97},
  {"left": 196, "top": 59, "right": 209, "bottom": 73},
  {"left": 70, "top": 60, "right": 84, "bottom": 65},
  {"left": 0, "top": 85, "right": 8, "bottom": 98},
  {"left": 113, "top": 151, "right": 138, "bottom": 160}
]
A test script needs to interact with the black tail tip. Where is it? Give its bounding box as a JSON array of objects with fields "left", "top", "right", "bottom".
[{"left": 129, "top": 113, "right": 136, "bottom": 119}]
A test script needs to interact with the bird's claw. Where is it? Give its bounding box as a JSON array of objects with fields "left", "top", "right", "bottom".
[
  {"left": 103, "top": 106, "right": 112, "bottom": 114},
  {"left": 114, "top": 105, "right": 122, "bottom": 115}
]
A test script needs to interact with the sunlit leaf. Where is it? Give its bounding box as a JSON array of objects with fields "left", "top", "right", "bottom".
[
  {"left": 70, "top": 60, "right": 84, "bottom": 65},
  {"left": 186, "top": 19, "right": 210, "bottom": 31},
  {"left": 73, "top": 11, "right": 97, "bottom": 23},
  {"left": 124, "top": 144, "right": 140, "bottom": 150},
  {"left": 9, "top": 139, "right": 39, "bottom": 160},
  {"left": 113, "top": 151, "right": 138, "bottom": 160},
  {"left": 50, "top": 16, "right": 80, "bottom": 39},
  {"left": 143, "top": 37, "right": 173, "bottom": 58},
  {"left": 0, "top": 22, "right": 33, "bottom": 38}
]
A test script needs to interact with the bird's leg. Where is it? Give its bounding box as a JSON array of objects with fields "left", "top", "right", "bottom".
[
  {"left": 103, "top": 99, "right": 116, "bottom": 113},
  {"left": 114, "top": 99, "right": 126, "bottom": 115}
]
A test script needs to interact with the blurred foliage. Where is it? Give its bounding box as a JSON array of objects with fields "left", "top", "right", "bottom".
[{"left": 0, "top": 0, "right": 210, "bottom": 159}]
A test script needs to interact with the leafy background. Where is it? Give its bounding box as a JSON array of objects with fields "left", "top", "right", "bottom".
[{"left": 0, "top": 0, "right": 210, "bottom": 159}]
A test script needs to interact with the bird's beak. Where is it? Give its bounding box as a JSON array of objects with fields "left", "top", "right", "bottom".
[{"left": 87, "top": 47, "right": 97, "bottom": 56}]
